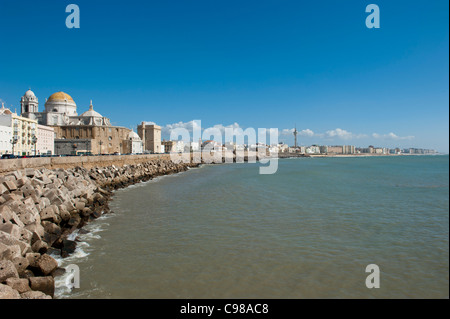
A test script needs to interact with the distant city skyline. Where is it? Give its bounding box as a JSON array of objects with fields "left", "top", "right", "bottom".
[{"left": 0, "top": 0, "right": 448, "bottom": 153}]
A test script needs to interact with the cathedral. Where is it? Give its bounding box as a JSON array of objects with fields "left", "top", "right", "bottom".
[
  {"left": 20, "top": 89, "right": 143, "bottom": 155},
  {"left": 21, "top": 90, "right": 111, "bottom": 126}
]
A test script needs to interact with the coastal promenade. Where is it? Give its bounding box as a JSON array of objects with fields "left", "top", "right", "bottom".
[
  {"left": 0, "top": 151, "right": 272, "bottom": 174},
  {"left": 0, "top": 154, "right": 172, "bottom": 174}
]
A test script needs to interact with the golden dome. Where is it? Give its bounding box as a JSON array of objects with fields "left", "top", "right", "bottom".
[{"left": 48, "top": 92, "right": 74, "bottom": 102}]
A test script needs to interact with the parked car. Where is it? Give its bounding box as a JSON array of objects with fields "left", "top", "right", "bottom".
[{"left": 1, "top": 154, "right": 17, "bottom": 159}]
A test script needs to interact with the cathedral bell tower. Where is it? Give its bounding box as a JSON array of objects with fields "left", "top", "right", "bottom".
[{"left": 20, "top": 89, "right": 39, "bottom": 114}]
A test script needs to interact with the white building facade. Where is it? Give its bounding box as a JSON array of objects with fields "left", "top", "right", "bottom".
[
  {"left": 0, "top": 124, "right": 12, "bottom": 155},
  {"left": 36, "top": 124, "right": 54, "bottom": 155},
  {"left": 0, "top": 103, "right": 38, "bottom": 156},
  {"left": 128, "top": 130, "right": 143, "bottom": 154}
]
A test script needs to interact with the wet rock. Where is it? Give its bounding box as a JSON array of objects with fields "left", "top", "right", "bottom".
[
  {"left": 61, "top": 239, "right": 77, "bottom": 258},
  {"left": 43, "top": 232, "right": 59, "bottom": 248},
  {"left": 91, "top": 208, "right": 102, "bottom": 219},
  {"left": 67, "top": 215, "right": 81, "bottom": 228},
  {"left": 46, "top": 247, "right": 61, "bottom": 258}
]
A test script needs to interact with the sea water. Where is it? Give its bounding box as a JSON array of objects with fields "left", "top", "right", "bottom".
[{"left": 54, "top": 155, "right": 449, "bottom": 298}]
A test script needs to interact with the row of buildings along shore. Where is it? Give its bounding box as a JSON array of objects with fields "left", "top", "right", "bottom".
[
  {"left": 151, "top": 139, "right": 437, "bottom": 156},
  {"left": 0, "top": 89, "right": 438, "bottom": 157}
]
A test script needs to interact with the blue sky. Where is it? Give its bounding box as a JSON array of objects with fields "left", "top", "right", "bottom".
[{"left": 0, "top": 0, "right": 448, "bottom": 152}]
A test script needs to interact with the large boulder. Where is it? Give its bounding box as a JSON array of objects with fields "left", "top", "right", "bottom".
[
  {"left": 0, "top": 231, "right": 30, "bottom": 256},
  {"left": 17, "top": 211, "right": 36, "bottom": 226},
  {"left": 0, "top": 242, "right": 21, "bottom": 261},
  {"left": 75, "top": 200, "right": 86, "bottom": 211},
  {"left": 0, "top": 283, "right": 20, "bottom": 299},
  {"left": 0, "top": 222, "right": 21, "bottom": 239},
  {"left": 29, "top": 276, "right": 55, "bottom": 297},
  {"left": 25, "top": 221, "right": 45, "bottom": 239},
  {"left": 40, "top": 206, "right": 57, "bottom": 222},
  {"left": 20, "top": 290, "right": 52, "bottom": 299},
  {"left": 31, "top": 240, "right": 48, "bottom": 254},
  {"left": 0, "top": 205, "right": 13, "bottom": 224},
  {"left": 0, "top": 260, "right": 19, "bottom": 282},
  {"left": 3, "top": 180, "right": 18, "bottom": 192},
  {"left": 18, "top": 228, "right": 33, "bottom": 244},
  {"left": 35, "top": 254, "right": 58, "bottom": 275},
  {"left": 26, "top": 253, "right": 41, "bottom": 268},
  {"left": 58, "top": 205, "right": 71, "bottom": 221},
  {"left": 0, "top": 183, "right": 8, "bottom": 195},
  {"left": 5, "top": 277, "right": 31, "bottom": 294},
  {"left": 43, "top": 222, "right": 62, "bottom": 237},
  {"left": 12, "top": 256, "right": 29, "bottom": 276}
]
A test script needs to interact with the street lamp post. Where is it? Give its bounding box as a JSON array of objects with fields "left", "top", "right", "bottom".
[
  {"left": 31, "top": 135, "right": 38, "bottom": 156},
  {"left": 10, "top": 136, "right": 18, "bottom": 156}
]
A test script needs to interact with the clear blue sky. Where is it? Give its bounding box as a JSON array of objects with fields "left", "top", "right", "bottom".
[{"left": 0, "top": 0, "right": 448, "bottom": 152}]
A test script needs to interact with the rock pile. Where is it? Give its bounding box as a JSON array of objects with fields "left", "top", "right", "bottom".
[{"left": 0, "top": 158, "right": 198, "bottom": 299}]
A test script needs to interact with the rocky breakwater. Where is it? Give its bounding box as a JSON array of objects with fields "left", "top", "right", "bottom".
[{"left": 0, "top": 159, "right": 198, "bottom": 299}]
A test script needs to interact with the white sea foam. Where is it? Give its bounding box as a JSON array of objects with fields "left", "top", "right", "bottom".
[
  {"left": 66, "top": 229, "right": 79, "bottom": 241},
  {"left": 53, "top": 214, "right": 114, "bottom": 298},
  {"left": 53, "top": 244, "right": 89, "bottom": 299}
]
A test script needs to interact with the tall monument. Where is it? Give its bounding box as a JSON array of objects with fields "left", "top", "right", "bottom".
[{"left": 293, "top": 126, "right": 298, "bottom": 148}]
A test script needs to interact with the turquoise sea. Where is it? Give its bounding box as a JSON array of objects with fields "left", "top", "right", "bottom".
[{"left": 55, "top": 155, "right": 449, "bottom": 298}]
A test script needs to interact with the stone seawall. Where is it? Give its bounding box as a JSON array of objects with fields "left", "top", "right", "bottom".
[
  {"left": 0, "top": 154, "right": 173, "bottom": 174},
  {"left": 0, "top": 157, "right": 198, "bottom": 299}
]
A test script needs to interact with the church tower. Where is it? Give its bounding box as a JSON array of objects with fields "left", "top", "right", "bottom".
[{"left": 20, "top": 89, "right": 39, "bottom": 114}]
